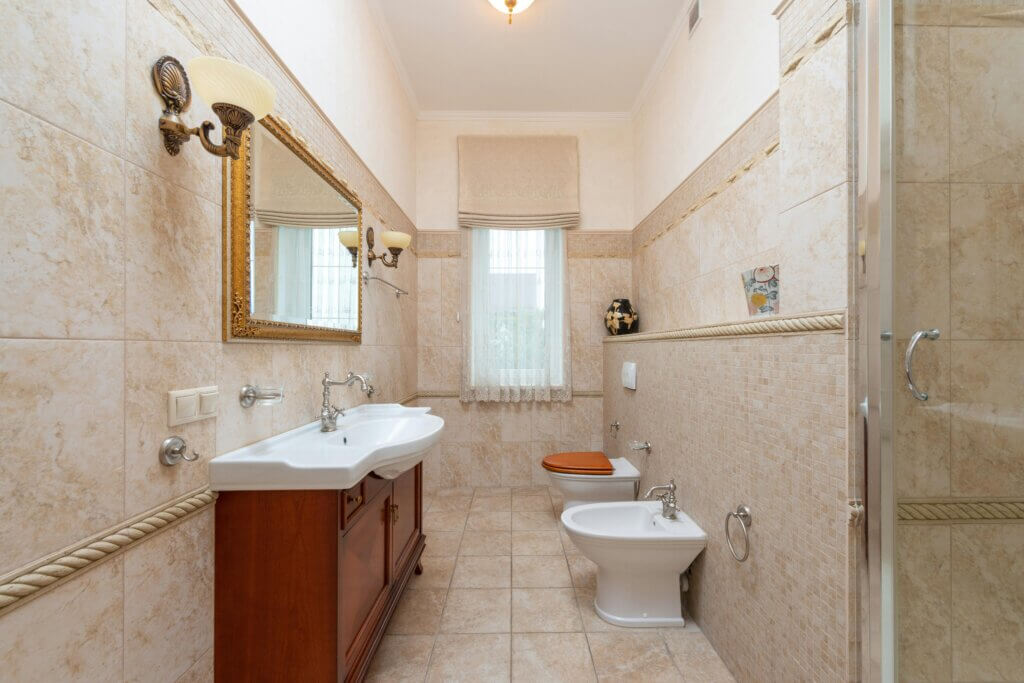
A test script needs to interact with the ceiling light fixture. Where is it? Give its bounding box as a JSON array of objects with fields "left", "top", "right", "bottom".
[{"left": 487, "top": 0, "right": 536, "bottom": 24}]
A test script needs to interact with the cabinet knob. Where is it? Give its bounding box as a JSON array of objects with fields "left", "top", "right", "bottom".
[
  {"left": 390, "top": 503, "right": 399, "bottom": 524},
  {"left": 347, "top": 494, "right": 363, "bottom": 506}
]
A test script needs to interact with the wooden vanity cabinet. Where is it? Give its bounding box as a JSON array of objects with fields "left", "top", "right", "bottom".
[{"left": 215, "top": 464, "right": 424, "bottom": 682}]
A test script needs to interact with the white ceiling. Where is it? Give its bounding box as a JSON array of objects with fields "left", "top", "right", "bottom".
[{"left": 371, "top": 0, "right": 689, "bottom": 114}]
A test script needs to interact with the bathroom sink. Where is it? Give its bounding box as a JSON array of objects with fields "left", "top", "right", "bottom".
[{"left": 209, "top": 404, "right": 444, "bottom": 491}]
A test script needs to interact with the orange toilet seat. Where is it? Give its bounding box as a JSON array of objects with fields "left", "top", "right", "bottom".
[{"left": 542, "top": 451, "right": 614, "bottom": 475}]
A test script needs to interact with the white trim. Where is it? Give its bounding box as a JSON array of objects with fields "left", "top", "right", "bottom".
[
  {"left": 629, "top": 1, "right": 693, "bottom": 117},
  {"left": 418, "top": 110, "right": 630, "bottom": 122}
]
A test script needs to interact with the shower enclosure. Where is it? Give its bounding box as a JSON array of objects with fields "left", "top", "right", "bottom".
[{"left": 858, "top": 1, "right": 1024, "bottom": 680}]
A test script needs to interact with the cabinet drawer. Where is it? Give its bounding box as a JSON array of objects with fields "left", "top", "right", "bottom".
[{"left": 340, "top": 484, "right": 365, "bottom": 528}]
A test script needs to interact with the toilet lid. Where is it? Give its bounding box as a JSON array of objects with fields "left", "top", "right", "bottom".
[{"left": 542, "top": 452, "right": 613, "bottom": 475}]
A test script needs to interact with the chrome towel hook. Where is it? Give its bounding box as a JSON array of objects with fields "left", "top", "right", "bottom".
[
  {"left": 905, "top": 328, "right": 940, "bottom": 401},
  {"left": 725, "top": 504, "right": 752, "bottom": 562}
]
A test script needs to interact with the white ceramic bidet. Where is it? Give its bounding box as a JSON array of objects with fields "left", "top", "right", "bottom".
[{"left": 561, "top": 500, "right": 707, "bottom": 627}]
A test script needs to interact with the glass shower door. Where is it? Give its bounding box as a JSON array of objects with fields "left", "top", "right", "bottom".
[{"left": 890, "top": 4, "right": 1024, "bottom": 680}]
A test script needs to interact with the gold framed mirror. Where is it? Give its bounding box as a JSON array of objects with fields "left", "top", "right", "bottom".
[{"left": 223, "top": 114, "right": 362, "bottom": 342}]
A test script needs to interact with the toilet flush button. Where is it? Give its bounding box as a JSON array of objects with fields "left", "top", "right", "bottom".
[{"left": 621, "top": 362, "right": 637, "bottom": 390}]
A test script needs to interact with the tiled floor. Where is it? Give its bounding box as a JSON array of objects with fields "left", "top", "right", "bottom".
[{"left": 366, "top": 486, "right": 735, "bottom": 683}]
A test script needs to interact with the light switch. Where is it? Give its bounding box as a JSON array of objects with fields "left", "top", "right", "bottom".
[
  {"left": 176, "top": 393, "right": 198, "bottom": 420},
  {"left": 168, "top": 385, "right": 219, "bottom": 426},
  {"left": 198, "top": 387, "right": 219, "bottom": 416},
  {"left": 621, "top": 361, "right": 637, "bottom": 390}
]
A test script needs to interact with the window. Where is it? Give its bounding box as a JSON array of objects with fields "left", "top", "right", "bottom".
[{"left": 465, "top": 228, "right": 570, "bottom": 402}]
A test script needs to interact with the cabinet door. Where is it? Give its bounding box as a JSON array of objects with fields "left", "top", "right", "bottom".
[
  {"left": 339, "top": 487, "right": 391, "bottom": 663},
  {"left": 391, "top": 465, "right": 420, "bottom": 574}
]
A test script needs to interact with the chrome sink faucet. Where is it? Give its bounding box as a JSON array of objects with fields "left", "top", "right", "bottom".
[
  {"left": 642, "top": 479, "right": 679, "bottom": 519},
  {"left": 320, "top": 371, "right": 375, "bottom": 432}
]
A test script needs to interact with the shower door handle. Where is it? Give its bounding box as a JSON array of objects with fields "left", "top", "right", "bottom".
[{"left": 905, "top": 328, "right": 940, "bottom": 401}]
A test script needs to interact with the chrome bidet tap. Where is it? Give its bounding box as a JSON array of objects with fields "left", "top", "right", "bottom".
[{"left": 642, "top": 479, "right": 679, "bottom": 519}]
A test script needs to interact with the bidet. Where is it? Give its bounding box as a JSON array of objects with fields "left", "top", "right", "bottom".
[{"left": 561, "top": 500, "right": 707, "bottom": 626}]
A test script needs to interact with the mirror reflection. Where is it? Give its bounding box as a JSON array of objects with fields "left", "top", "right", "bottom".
[{"left": 249, "top": 124, "right": 359, "bottom": 331}]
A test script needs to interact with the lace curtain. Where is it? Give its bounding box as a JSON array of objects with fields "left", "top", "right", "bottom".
[{"left": 461, "top": 228, "right": 571, "bottom": 403}]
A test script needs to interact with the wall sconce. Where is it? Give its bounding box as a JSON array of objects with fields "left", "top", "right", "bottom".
[
  {"left": 338, "top": 229, "right": 360, "bottom": 267},
  {"left": 366, "top": 226, "right": 411, "bottom": 269},
  {"left": 153, "top": 55, "right": 275, "bottom": 160}
]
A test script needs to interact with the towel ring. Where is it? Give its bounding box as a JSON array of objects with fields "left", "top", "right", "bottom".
[{"left": 725, "top": 504, "right": 752, "bottom": 562}]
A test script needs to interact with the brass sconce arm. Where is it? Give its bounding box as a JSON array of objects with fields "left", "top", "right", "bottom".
[
  {"left": 153, "top": 56, "right": 269, "bottom": 161},
  {"left": 365, "top": 226, "right": 404, "bottom": 269}
]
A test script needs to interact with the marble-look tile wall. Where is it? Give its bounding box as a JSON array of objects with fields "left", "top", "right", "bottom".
[
  {"left": 603, "top": 333, "right": 849, "bottom": 682},
  {"left": 0, "top": 0, "right": 417, "bottom": 678},
  {"left": 616, "top": 5, "right": 857, "bottom": 681},
  {"left": 632, "top": 11, "right": 853, "bottom": 333},
  {"left": 416, "top": 231, "right": 631, "bottom": 491},
  {"left": 893, "top": 4, "right": 1024, "bottom": 680}
]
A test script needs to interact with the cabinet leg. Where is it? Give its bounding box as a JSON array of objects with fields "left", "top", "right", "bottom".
[{"left": 414, "top": 561, "right": 423, "bottom": 575}]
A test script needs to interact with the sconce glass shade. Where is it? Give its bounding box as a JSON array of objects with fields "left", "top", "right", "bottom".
[
  {"left": 379, "top": 230, "right": 412, "bottom": 250},
  {"left": 187, "top": 56, "right": 275, "bottom": 120},
  {"left": 487, "top": 0, "right": 536, "bottom": 15},
  {"left": 338, "top": 229, "right": 360, "bottom": 249}
]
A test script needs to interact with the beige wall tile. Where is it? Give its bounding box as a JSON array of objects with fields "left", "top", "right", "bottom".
[
  {"left": 603, "top": 334, "right": 848, "bottom": 681},
  {"left": 894, "top": 26, "right": 950, "bottom": 182},
  {"left": 0, "top": 0, "right": 126, "bottom": 155},
  {"left": 0, "top": 103, "right": 126, "bottom": 339},
  {"left": 950, "top": 0, "right": 1024, "bottom": 25},
  {"left": 779, "top": 25, "right": 851, "bottom": 211},
  {"left": 895, "top": 339, "right": 951, "bottom": 497},
  {"left": 950, "top": 340, "right": 1024, "bottom": 496},
  {"left": 0, "top": 340, "right": 125, "bottom": 574},
  {"left": 896, "top": 0, "right": 952, "bottom": 24},
  {"left": 216, "top": 342, "right": 275, "bottom": 454},
  {"left": 950, "top": 26, "right": 1024, "bottom": 182},
  {"left": 777, "top": 182, "right": 851, "bottom": 314},
  {"left": 0, "top": 556, "right": 124, "bottom": 682},
  {"left": 893, "top": 183, "right": 951, "bottom": 339},
  {"left": 124, "top": 341, "right": 216, "bottom": 514},
  {"left": 897, "top": 525, "right": 952, "bottom": 682},
  {"left": 124, "top": 164, "right": 220, "bottom": 341},
  {"left": 951, "top": 524, "right": 1024, "bottom": 680},
  {"left": 124, "top": 508, "right": 213, "bottom": 683},
  {"left": 950, "top": 183, "right": 1024, "bottom": 339}
]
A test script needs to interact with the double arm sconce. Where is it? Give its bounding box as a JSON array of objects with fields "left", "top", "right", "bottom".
[{"left": 153, "top": 55, "right": 275, "bottom": 160}]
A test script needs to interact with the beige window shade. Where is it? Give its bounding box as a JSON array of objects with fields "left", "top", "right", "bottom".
[{"left": 458, "top": 135, "right": 580, "bottom": 230}]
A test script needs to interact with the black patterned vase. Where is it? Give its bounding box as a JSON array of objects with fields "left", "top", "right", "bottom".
[{"left": 604, "top": 298, "right": 638, "bottom": 335}]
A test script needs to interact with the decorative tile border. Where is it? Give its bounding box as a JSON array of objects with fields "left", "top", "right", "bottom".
[
  {"left": 780, "top": 3, "right": 851, "bottom": 80},
  {"left": 898, "top": 499, "right": 1024, "bottom": 522},
  {"left": 0, "top": 487, "right": 217, "bottom": 616},
  {"left": 416, "top": 390, "right": 603, "bottom": 399},
  {"left": 633, "top": 94, "right": 780, "bottom": 252},
  {"left": 603, "top": 310, "right": 845, "bottom": 344}
]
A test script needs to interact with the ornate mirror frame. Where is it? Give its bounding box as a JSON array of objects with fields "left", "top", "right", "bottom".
[{"left": 223, "top": 114, "right": 363, "bottom": 342}]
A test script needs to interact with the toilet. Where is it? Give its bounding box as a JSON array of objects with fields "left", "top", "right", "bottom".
[
  {"left": 542, "top": 451, "right": 640, "bottom": 511},
  {"left": 561, "top": 500, "right": 707, "bottom": 627}
]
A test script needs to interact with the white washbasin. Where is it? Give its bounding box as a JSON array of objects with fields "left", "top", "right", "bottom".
[{"left": 209, "top": 404, "right": 444, "bottom": 491}]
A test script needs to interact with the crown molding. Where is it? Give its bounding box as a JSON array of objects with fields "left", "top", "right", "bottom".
[
  {"left": 629, "top": 1, "right": 694, "bottom": 117},
  {"left": 417, "top": 110, "right": 631, "bottom": 122},
  {"left": 366, "top": 0, "right": 422, "bottom": 113}
]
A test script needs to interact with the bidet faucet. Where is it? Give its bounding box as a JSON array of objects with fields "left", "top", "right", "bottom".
[
  {"left": 320, "top": 371, "right": 375, "bottom": 432},
  {"left": 642, "top": 479, "right": 679, "bottom": 519}
]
